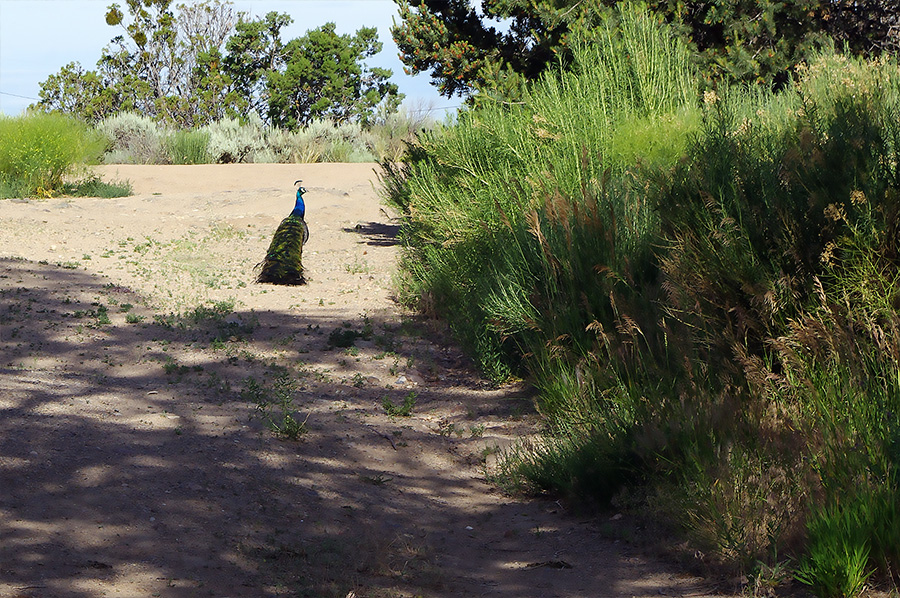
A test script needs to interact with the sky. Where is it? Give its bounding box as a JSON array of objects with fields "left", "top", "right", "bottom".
[{"left": 0, "top": 0, "right": 461, "bottom": 118}]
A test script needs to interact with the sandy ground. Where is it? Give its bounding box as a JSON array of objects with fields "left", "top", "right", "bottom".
[{"left": 0, "top": 164, "right": 730, "bottom": 597}]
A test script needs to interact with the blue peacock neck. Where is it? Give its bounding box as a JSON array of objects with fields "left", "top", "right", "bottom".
[{"left": 291, "top": 188, "right": 306, "bottom": 219}]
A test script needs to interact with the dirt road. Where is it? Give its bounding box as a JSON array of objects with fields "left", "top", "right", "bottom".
[{"left": 0, "top": 164, "right": 722, "bottom": 597}]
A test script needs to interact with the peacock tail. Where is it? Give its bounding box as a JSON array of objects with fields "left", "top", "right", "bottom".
[
  {"left": 256, "top": 215, "right": 309, "bottom": 285},
  {"left": 256, "top": 180, "right": 310, "bottom": 285}
]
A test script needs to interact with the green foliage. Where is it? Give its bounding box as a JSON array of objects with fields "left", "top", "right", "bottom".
[
  {"left": 267, "top": 22, "right": 403, "bottom": 129},
  {"left": 37, "top": 62, "right": 119, "bottom": 122},
  {"left": 392, "top": 0, "right": 900, "bottom": 102},
  {"left": 490, "top": 419, "right": 632, "bottom": 504},
  {"left": 382, "top": 391, "right": 417, "bottom": 417},
  {"left": 0, "top": 113, "right": 106, "bottom": 197},
  {"left": 37, "top": 0, "right": 242, "bottom": 126},
  {"left": 383, "top": 4, "right": 698, "bottom": 378},
  {"left": 384, "top": 3, "right": 900, "bottom": 588},
  {"left": 36, "top": 3, "right": 402, "bottom": 129},
  {"left": 62, "top": 175, "right": 132, "bottom": 198},
  {"left": 392, "top": 0, "right": 600, "bottom": 100},
  {"left": 222, "top": 11, "right": 292, "bottom": 118},
  {"left": 166, "top": 129, "right": 210, "bottom": 164},
  {"left": 795, "top": 500, "right": 876, "bottom": 598},
  {"left": 95, "top": 110, "right": 434, "bottom": 165},
  {"left": 203, "top": 115, "right": 267, "bottom": 163},
  {"left": 369, "top": 104, "right": 438, "bottom": 163},
  {"left": 242, "top": 374, "right": 308, "bottom": 440}
]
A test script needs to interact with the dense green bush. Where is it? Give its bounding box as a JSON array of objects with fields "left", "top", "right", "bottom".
[
  {"left": 381, "top": 4, "right": 900, "bottom": 594},
  {"left": 0, "top": 112, "right": 106, "bottom": 197},
  {"left": 166, "top": 129, "right": 211, "bottom": 165},
  {"left": 382, "top": 2, "right": 698, "bottom": 378}
]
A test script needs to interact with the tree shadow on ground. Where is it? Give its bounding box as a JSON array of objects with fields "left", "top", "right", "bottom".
[
  {"left": 0, "top": 257, "right": 716, "bottom": 598},
  {"left": 344, "top": 222, "right": 401, "bottom": 247}
]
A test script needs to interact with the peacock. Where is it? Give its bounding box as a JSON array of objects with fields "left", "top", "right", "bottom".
[{"left": 256, "top": 180, "right": 310, "bottom": 285}]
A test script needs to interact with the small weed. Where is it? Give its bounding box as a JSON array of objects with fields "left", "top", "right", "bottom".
[
  {"left": 351, "top": 373, "right": 367, "bottom": 388},
  {"left": 242, "top": 374, "right": 308, "bottom": 440},
  {"left": 345, "top": 258, "right": 371, "bottom": 274},
  {"left": 328, "top": 327, "right": 361, "bottom": 348},
  {"left": 437, "top": 420, "right": 461, "bottom": 437},
  {"left": 186, "top": 299, "right": 235, "bottom": 323},
  {"left": 469, "top": 424, "right": 486, "bottom": 438},
  {"left": 383, "top": 391, "right": 417, "bottom": 417},
  {"left": 125, "top": 313, "right": 144, "bottom": 324},
  {"left": 360, "top": 473, "right": 392, "bottom": 486},
  {"left": 374, "top": 334, "right": 399, "bottom": 353},
  {"left": 748, "top": 559, "right": 792, "bottom": 597},
  {"left": 95, "top": 305, "right": 110, "bottom": 325},
  {"left": 153, "top": 313, "right": 178, "bottom": 328},
  {"left": 480, "top": 445, "right": 500, "bottom": 460},
  {"left": 163, "top": 357, "right": 201, "bottom": 378},
  {"left": 328, "top": 318, "right": 373, "bottom": 349}
]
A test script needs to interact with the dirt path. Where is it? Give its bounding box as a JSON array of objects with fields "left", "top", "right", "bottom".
[{"left": 0, "top": 164, "right": 725, "bottom": 598}]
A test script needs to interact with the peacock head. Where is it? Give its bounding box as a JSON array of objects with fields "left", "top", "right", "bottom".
[{"left": 292, "top": 179, "right": 306, "bottom": 218}]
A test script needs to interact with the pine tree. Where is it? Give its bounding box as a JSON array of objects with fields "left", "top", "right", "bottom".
[{"left": 391, "top": 0, "right": 900, "bottom": 99}]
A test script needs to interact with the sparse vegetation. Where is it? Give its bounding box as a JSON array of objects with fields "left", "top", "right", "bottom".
[
  {"left": 382, "top": 391, "right": 416, "bottom": 417},
  {"left": 95, "top": 111, "right": 435, "bottom": 165},
  {"left": 242, "top": 373, "right": 308, "bottom": 441}
]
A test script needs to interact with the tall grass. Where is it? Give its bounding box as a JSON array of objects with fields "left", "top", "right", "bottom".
[
  {"left": 167, "top": 129, "right": 210, "bottom": 164},
  {"left": 382, "top": 3, "right": 698, "bottom": 379},
  {"left": 381, "top": 3, "right": 900, "bottom": 593},
  {"left": 0, "top": 112, "right": 106, "bottom": 197}
]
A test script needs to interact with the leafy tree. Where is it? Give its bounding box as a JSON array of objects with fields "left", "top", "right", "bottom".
[
  {"left": 36, "top": 62, "right": 119, "bottom": 122},
  {"left": 392, "top": 0, "right": 595, "bottom": 101},
  {"left": 37, "top": 0, "right": 241, "bottom": 126},
  {"left": 37, "top": 3, "right": 403, "bottom": 130},
  {"left": 101, "top": 0, "right": 241, "bottom": 126},
  {"left": 223, "top": 11, "right": 293, "bottom": 118},
  {"left": 266, "top": 23, "right": 402, "bottom": 128},
  {"left": 392, "top": 0, "right": 900, "bottom": 99}
]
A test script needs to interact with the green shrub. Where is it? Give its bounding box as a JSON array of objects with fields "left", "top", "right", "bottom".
[
  {"left": 97, "top": 112, "right": 166, "bottom": 164},
  {"left": 383, "top": 2, "right": 698, "bottom": 380},
  {"left": 382, "top": 2, "right": 900, "bottom": 587},
  {"left": 94, "top": 108, "right": 429, "bottom": 165},
  {"left": 382, "top": 391, "right": 416, "bottom": 417},
  {"left": 62, "top": 175, "right": 132, "bottom": 198},
  {"left": 166, "top": 129, "right": 210, "bottom": 164},
  {"left": 795, "top": 501, "right": 876, "bottom": 598},
  {"left": 370, "top": 103, "right": 437, "bottom": 162},
  {"left": 0, "top": 112, "right": 105, "bottom": 197}
]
